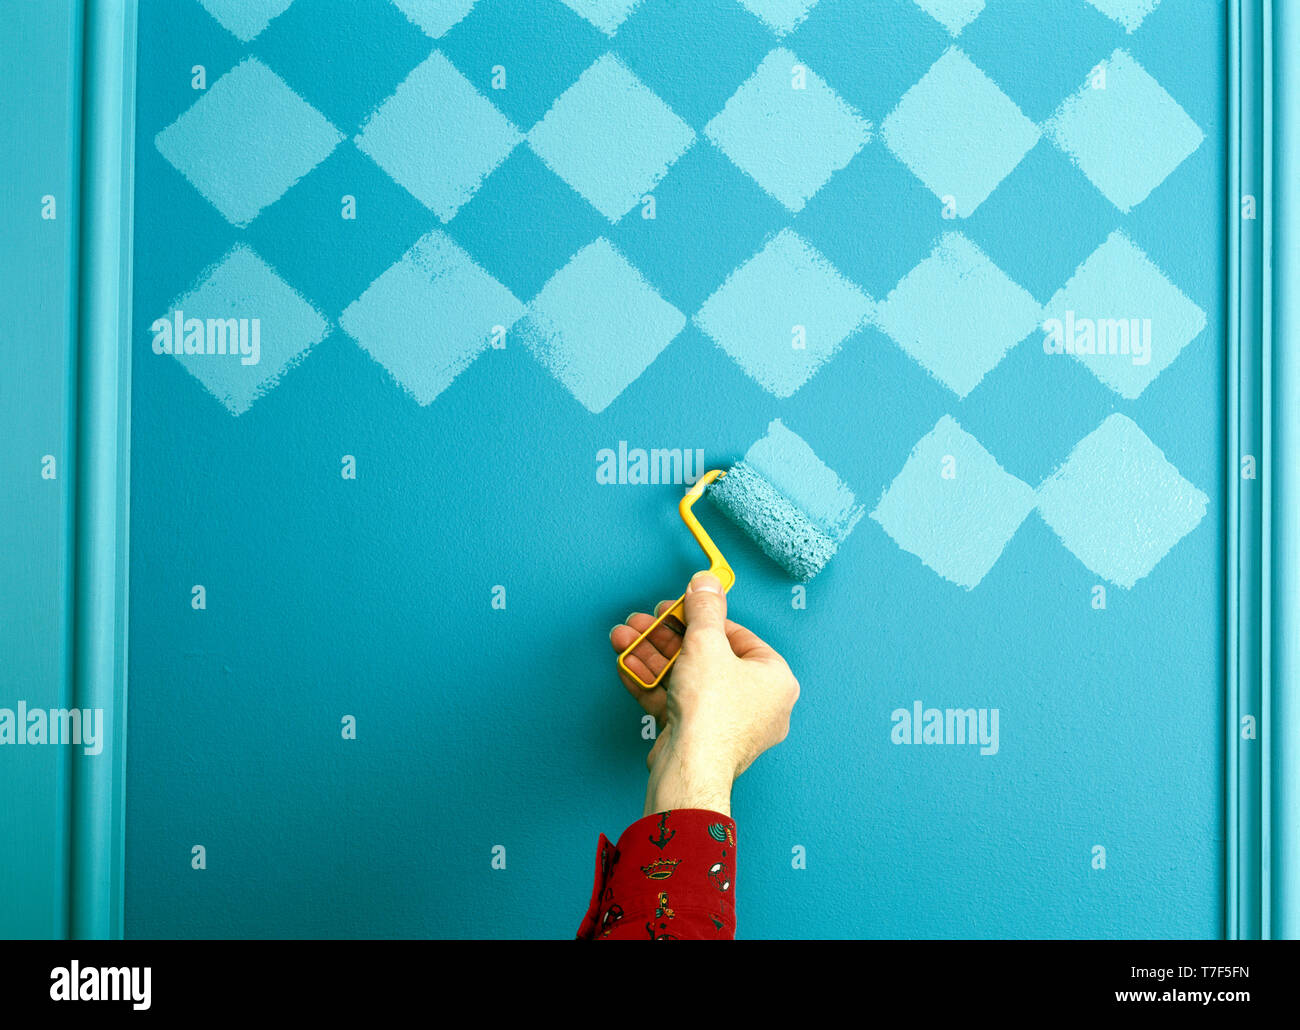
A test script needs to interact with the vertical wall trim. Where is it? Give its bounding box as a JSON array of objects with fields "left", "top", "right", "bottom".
[
  {"left": 1229, "top": 0, "right": 1265, "bottom": 942},
  {"left": 1271, "top": 0, "right": 1300, "bottom": 941},
  {"left": 1231, "top": 0, "right": 1300, "bottom": 941},
  {"left": 1260, "top": 0, "right": 1273, "bottom": 940},
  {"left": 1226, "top": 0, "right": 1241, "bottom": 941},
  {"left": 69, "top": 0, "right": 136, "bottom": 940}
]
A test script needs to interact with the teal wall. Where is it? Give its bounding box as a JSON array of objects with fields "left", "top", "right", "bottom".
[
  {"left": 0, "top": 0, "right": 79, "bottom": 938},
  {"left": 120, "top": 0, "right": 1226, "bottom": 938}
]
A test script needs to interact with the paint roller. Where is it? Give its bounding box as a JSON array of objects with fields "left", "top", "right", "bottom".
[{"left": 617, "top": 460, "right": 843, "bottom": 690}]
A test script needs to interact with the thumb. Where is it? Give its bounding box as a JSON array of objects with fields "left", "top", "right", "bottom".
[{"left": 681, "top": 571, "right": 728, "bottom": 651}]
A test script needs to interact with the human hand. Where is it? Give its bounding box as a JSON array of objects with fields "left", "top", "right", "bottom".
[{"left": 609, "top": 571, "right": 800, "bottom": 817}]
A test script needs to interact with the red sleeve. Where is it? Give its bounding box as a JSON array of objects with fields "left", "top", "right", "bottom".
[{"left": 575, "top": 809, "right": 736, "bottom": 940}]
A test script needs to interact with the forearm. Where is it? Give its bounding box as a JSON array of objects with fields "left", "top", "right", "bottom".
[{"left": 643, "top": 739, "right": 734, "bottom": 818}]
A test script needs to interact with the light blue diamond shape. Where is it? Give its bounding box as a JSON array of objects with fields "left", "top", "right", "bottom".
[
  {"left": 527, "top": 55, "right": 695, "bottom": 222},
  {"left": 912, "top": 0, "right": 985, "bottom": 36},
  {"left": 520, "top": 238, "right": 684, "bottom": 413},
  {"left": 339, "top": 230, "right": 524, "bottom": 406},
  {"left": 1085, "top": 0, "right": 1163, "bottom": 33},
  {"left": 695, "top": 229, "right": 872, "bottom": 398},
  {"left": 557, "top": 0, "right": 644, "bottom": 35},
  {"left": 158, "top": 244, "right": 328, "bottom": 416},
  {"left": 871, "top": 415, "right": 1036, "bottom": 589},
  {"left": 881, "top": 48, "right": 1039, "bottom": 218},
  {"left": 155, "top": 58, "right": 343, "bottom": 228},
  {"left": 1042, "top": 230, "right": 1205, "bottom": 399},
  {"left": 390, "top": 0, "right": 479, "bottom": 38},
  {"left": 1036, "top": 414, "right": 1208, "bottom": 589},
  {"left": 197, "top": 0, "right": 296, "bottom": 42},
  {"left": 705, "top": 47, "right": 870, "bottom": 213},
  {"left": 1045, "top": 49, "right": 1204, "bottom": 212},
  {"left": 875, "top": 233, "right": 1041, "bottom": 398},
  {"left": 736, "top": 0, "right": 822, "bottom": 36},
  {"left": 356, "top": 51, "right": 521, "bottom": 221}
]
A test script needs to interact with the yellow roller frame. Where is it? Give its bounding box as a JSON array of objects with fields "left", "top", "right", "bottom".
[{"left": 617, "top": 468, "right": 735, "bottom": 690}]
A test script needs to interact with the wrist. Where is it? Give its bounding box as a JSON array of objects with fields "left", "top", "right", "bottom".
[{"left": 644, "top": 738, "right": 734, "bottom": 817}]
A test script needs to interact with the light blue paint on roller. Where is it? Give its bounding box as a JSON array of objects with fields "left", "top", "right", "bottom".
[
  {"left": 740, "top": 419, "right": 864, "bottom": 541},
  {"left": 708, "top": 419, "right": 864, "bottom": 582},
  {"left": 709, "top": 464, "right": 838, "bottom": 582}
]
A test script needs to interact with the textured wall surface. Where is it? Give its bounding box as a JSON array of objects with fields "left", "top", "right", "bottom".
[{"left": 127, "top": 0, "right": 1225, "bottom": 938}]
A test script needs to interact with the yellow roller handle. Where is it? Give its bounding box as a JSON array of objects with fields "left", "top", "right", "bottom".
[{"left": 617, "top": 469, "right": 735, "bottom": 691}]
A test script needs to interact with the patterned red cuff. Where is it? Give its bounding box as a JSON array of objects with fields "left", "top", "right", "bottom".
[{"left": 576, "top": 809, "right": 737, "bottom": 940}]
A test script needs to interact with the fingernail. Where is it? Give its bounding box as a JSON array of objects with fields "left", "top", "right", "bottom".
[
  {"left": 689, "top": 571, "right": 722, "bottom": 594},
  {"left": 625, "top": 613, "right": 638, "bottom": 625},
  {"left": 609, "top": 625, "right": 622, "bottom": 639}
]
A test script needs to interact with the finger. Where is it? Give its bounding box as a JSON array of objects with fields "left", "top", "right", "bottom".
[
  {"left": 609, "top": 621, "right": 674, "bottom": 683},
  {"left": 723, "top": 619, "right": 778, "bottom": 661},
  {"left": 609, "top": 620, "right": 645, "bottom": 653},
  {"left": 653, "top": 599, "right": 687, "bottom": 636},
  {"left": 615, "top": 662, "right": 669, "bottom": 722},
  {"left": 632, "top": 609, "right": 686, "bottom": 656},
  {"left": 610, "top": 610, "right": 684, "bottom": 661},
  {"left": 617, "top": 649, "right": 663, "bottom": 690},
  {"left": 681, "top": 571, "right": 728, "bottom": 651},
  {"left": 609, "top": 626, "right": 669, "bottom": 721}
]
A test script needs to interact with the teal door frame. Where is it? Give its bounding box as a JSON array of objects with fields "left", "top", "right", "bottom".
[
  {"left": 0, "top": 0, "right": 134, "bottom": 941},
  {"left": 68, "top": 0, "right": 137, "bottom": 940},
  {"left": 1228, "top": 0, "right": 1300, "bottom": 941}
]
